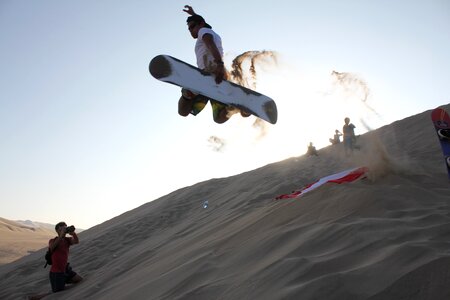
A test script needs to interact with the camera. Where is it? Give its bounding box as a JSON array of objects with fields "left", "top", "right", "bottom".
[{"left": 65, "top": 225, "right": 75, "bottom": 233}]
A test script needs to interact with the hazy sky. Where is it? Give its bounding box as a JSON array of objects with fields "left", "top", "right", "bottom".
[{"left": 1, "top": 0, "right": 449, "bottom": 229}]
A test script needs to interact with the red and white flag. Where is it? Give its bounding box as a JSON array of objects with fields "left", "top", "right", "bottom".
[{"left": 275, "top": 167, "right": 368, "bottom": 200}]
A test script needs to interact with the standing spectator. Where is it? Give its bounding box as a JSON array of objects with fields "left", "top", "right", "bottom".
[{"left": 343, "top": 117, "right": 356, "bottom": 155}]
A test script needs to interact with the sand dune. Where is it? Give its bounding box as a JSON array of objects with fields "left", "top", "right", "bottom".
[
  {"left": 0, "top": 218, "right": 55, "bottom": 265},
  {"left": 1, "top": 104, "right": 449, "bottom": 300}
]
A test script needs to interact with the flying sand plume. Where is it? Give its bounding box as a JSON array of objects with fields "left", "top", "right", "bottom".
[
  {"left": 331, "top": 70, "right": 380, "bottom": 130},
  {"left": 207, "top": 51, "right": 277, "bottom": 152},
  {"left": 230, "top": 50, "right": 278, "bottom": 90},
  {"left": 331, "top": 71, "right": 371, "bottom": 103},
  {"left": 230, "top": 50, "right": 278, "bottom": 138}
]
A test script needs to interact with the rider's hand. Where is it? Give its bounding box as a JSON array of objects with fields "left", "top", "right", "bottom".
[
  {"left": 183, "top": 5, "right": 196, "bottom": 15},
  {"left": 214, "top": 64, "right": 225, "bottom": 84}
]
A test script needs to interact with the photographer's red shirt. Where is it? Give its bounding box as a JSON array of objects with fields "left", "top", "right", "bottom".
[{"left": 48, "top": 237, "right": 71, "bottom": 273}]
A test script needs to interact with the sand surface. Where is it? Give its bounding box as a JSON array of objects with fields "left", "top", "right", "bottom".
[{"left": 1, "top": 104, "right": 449, "bottom": 300}]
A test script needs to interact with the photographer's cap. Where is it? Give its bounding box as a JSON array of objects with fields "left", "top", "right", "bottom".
[{"left": 186, "top": 14, "right": 212, "bottom": 29}]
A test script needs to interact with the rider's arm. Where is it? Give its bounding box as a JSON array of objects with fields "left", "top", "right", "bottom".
[{"left": 202, "top": 33, "right": 225, "bottom": 84}]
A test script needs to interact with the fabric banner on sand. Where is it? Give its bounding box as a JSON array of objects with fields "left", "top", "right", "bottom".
[{"left": 275, "top": 167, "right": 368, "bottom": 200}]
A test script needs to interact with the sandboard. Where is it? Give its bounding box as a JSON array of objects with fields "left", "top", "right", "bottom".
[
  {"left": 431, "top": 107, "right": 450, "bottom": 179},
  {"left": 149, "top": 55, "right": 277, "bottom": 124}
]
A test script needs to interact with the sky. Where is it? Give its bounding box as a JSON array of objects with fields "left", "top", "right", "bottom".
[{"left": 1, "top": 0, "right": 449, "bottom": 229}]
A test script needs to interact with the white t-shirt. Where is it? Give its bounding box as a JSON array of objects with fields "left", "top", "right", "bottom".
[{"left": 195, "top": 27, "right": 224, "bottom": 70}]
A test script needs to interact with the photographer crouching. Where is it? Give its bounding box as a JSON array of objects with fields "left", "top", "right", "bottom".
[{"left": 48, "top": 221, "right": 83, "bottom": 293}]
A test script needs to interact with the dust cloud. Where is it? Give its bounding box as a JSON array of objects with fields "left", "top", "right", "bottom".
[
  {"left": 208, "top": 135, "right": 226, "bottom": 152},
  {"left": 231, "top": 51, "right": 277, "bottom": 139},
  {"left": 209, "top": 51, "right": 278, "bottom": 152}
]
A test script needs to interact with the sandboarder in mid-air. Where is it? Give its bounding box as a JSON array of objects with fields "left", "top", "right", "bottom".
[
  {"left": 149, "top": 6, "right": 278, "bottom": 125},
  {"left": 179, "top": 5, "right": 250, "bottom": 124}
]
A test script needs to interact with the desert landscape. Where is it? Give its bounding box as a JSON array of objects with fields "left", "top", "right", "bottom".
[
  {"left": 0, "top": 218, "right": 55, "bottom": 265},
  {"left": 1, "top": 104, "right": 449, "bottom": 299}
]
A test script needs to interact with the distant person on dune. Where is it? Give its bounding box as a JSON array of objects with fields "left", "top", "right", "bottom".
[
  {"left": 307, "top": 142, "right": 318, "bottom": 156},
  {"left": 343, "top": 117, "right": 356, "bottom": 155},
  {"left": 329, "top": 129, "right": 343, "bottom": 145}
]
